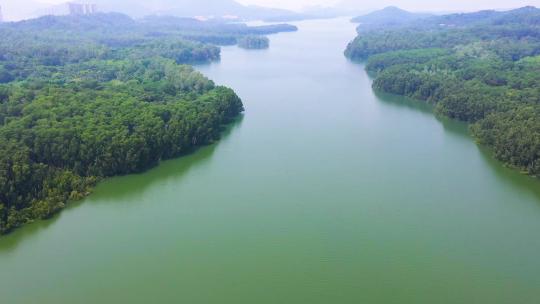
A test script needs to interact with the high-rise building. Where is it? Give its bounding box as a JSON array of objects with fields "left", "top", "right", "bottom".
[
  {"left": 68, "top": 3, "right": 97, "bottom": 16},
  {"left": 84, "top": 4, "right": 97, "bottom": 14}
]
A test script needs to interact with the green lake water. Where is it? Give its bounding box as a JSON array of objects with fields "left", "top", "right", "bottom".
[{"left": 1, "top": 18, "right": 540, "bottom": 303}]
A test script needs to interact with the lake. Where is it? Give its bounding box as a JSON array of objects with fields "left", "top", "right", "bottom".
[{"left": 1, "top": 18, "right": 540, "bottom": 303}]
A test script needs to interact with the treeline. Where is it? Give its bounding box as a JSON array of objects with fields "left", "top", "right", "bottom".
[
  {"left": 0, "top": 14, "right": 250, "bottom": 234},
  {"left": 0, "top": 59, "right": 244, "bottom": 234},
  {"left": 0, "top": 13, "right": 298, "bottom": 84},
  {"left": 345, "top": 6, "right": 540, "bottom": 176}
]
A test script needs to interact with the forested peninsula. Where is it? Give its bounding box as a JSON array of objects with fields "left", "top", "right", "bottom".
[
  {"left": 345, "top": 7, "right": 540, "bottom": 176},
  {"left": 0, "top": 13, "right": 295, "bottom": 233}
]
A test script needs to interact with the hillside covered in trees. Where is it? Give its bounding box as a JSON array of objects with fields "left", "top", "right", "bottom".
[
  {"left": 351, "top": 6, "right": 432, "bottom": 31},
  {"left": 0, "top": 14, "right": 257, "bottom": 234},
  {"left": 345, "top": 6, "right": 540, "bottom": 176}
]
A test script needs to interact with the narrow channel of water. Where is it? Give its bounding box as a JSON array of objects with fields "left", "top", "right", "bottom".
[{"left": 1, "top": 18, "right": 539, "bottom": 304}]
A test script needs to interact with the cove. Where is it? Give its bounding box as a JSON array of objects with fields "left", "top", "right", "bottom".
[{"left": 1, "top": 18, "right": 540, "bottom": 303}]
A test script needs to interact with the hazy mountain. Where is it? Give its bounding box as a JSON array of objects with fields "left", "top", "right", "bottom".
[
  {"left": 350, "top": 5, "right": 539, "bottom": 33},
  {"left": 351, "top": 6, "right": 432, "bottom": 24},
  {"left": 0, "top": 0, "right": 299, "bottom": 21},
  {"left": 417, "top": 6, "right": 540, "bottom": 27},
  {"left": 91, "top": 0, "right": 297, "bottom": 20},
  {"left": 297, "top": 5, "right": 353, "bottom": 19}
]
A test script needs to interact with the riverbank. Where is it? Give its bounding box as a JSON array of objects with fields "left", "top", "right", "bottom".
[{"left": 1, "top": 18, "right": 540, "bottom": 304}]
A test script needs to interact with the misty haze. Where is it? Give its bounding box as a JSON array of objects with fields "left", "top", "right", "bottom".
[{"left": 1, "top": 0, "right": 540, "bottom": 303}]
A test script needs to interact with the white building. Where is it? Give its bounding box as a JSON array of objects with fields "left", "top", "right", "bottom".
[
  {"left": 37, "top": 2, "right": 98, "bottom": 17},
  {"left": 68, "top": 3, "right": 98, "bottom": 16}
]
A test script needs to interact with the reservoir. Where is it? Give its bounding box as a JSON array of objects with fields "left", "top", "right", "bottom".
[{"left": 1, "top": 18, "right": 540, "bottom": 303}]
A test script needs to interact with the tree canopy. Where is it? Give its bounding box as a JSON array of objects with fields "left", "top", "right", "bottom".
[{"left": 0, "top": 14, "right": 252, "bottom": 234}]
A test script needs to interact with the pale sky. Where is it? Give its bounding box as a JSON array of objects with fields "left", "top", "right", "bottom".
[
  {"left": 32, "top": 0, "right": 540, "bottom": 11},
  {"left": 236, "top": 0, "right": 540, "bottom": 11},
  {"left": 2, "top": 0, "right": 538, "bottom": 21},
  {"left": 237, "top": 0, "right": 339, "bottom": 10}
]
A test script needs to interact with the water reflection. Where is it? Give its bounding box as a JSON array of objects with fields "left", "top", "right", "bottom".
[
  {"left": 477, "top": 146, "right": 540, "bottom": 202},
  {"left": 374, "top": 90, "right": 540, "bottom": 201},
  {"left": 91, "top": 116, "right": 243, "bottom": 203}
]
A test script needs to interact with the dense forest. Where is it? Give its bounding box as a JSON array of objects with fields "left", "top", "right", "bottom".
[
  {"left": 345, "top": 6, "right": 540, "bottom": 176},
  {"left": 0, "top": 13, "right": 268, "bottom": 234}
]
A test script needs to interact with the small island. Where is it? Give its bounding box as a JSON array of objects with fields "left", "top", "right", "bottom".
[{"left": 238, "top": 36, "right": 270, "bottom": 49}]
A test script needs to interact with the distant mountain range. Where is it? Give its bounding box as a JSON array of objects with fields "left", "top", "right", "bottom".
[
  {"left": 350, "top": 5, "right": 540, "bottom": 33},
  {"left": 420, "top": 5, "right": 540, "bottom": 27},
  {"left": 351, "top": 6, "right": 433, "bottom": 25},
  {"left": 91, "top": 0, "right": 299, "bottom": 19},
  {"left": 1, "top": 0, "right": 300, "bottom": 21}
]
